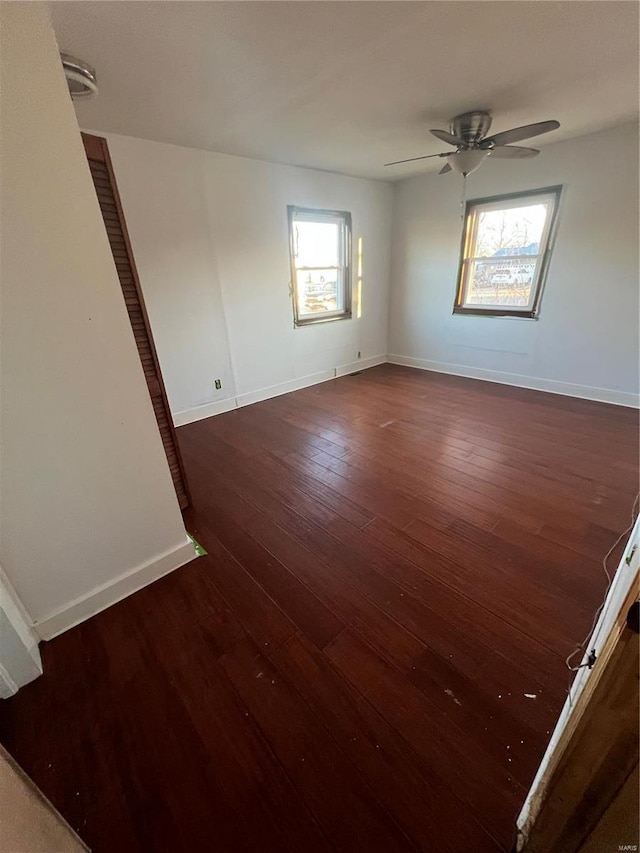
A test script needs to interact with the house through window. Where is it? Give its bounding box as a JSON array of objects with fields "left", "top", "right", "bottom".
[
  {"left": 454, "top": 186, "right": 562, "bottom": 318},
  {"left": 288, "top": 206, "right": 352, "bottom": 326}
]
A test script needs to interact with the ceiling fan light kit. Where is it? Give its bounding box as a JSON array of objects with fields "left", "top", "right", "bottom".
[
  {"left": 449, "top": 148, "right": 490, "bottom": 176},
  {"left": 385, "top": 110, "right": 560, "bottom": 177}
]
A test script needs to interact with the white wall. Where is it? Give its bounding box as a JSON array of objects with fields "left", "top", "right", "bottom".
[
  {"left": 96, "top": 132, "right": 393, "bottom": 422},
  {"left": 0, "top": 3, "right": 194, "bottom": 641},
  {"left": 389, "top": 123, "right": 639, "bottom": 406}
]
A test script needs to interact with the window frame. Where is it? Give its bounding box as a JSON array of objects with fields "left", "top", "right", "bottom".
[
  {"left": 287, "top": 205, "right": 353, "bottom": 327},
  {"left": 453, "top": 185, "right": 563, "bottom": 319}
]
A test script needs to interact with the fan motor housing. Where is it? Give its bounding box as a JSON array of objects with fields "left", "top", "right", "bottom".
[
  {"left": 450, "top": 111, "right": 492, "bottom": 147},
  {"left": 60, "top": 53, "right": 97, "bottom": 99}
]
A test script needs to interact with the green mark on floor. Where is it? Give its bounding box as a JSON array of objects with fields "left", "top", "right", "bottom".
[{"left": 187, "top": 533, "right": 207, "bottom": 556}]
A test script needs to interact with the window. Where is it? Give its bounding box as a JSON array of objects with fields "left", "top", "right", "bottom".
[
  {"left": 288, "top": 206, "right": 352, "bottom": 326},
  {"left": 454, "top": 186, "right": 562, "bottom": 318}
]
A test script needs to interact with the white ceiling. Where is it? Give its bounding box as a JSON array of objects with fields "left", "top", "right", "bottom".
[{"left": 50, "top": 1, "right": 639, "bottom": 181}]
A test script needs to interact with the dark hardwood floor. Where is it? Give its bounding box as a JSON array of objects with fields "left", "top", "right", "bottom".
[{"left": 1, "top": 365, "right": 638, "bottom": 852}]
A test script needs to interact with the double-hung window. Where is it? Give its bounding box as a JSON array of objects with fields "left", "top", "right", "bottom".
[
  {"left": 454, "top": 186, "right": 562, "bottom": 318},
  {"left": 288, "top": 206, "right": 352, "bottom": 326}
]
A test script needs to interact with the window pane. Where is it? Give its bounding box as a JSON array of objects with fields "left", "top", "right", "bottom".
[
  {"left": 296, "top": 269, "right": 340, "bottom": 315},
  {"left": 294, "top": 220, "right": 339, "bottom": 268},
  {"left": 465, "top": 258, "right": 538, "bottom": 307},
  {"left": 474, "top": 203, "right": 549, "bottom": 258}
]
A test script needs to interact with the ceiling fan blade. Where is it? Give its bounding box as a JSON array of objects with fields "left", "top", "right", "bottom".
[
  {"left": 438, "top": 162, "right": 452, "bottom": 175},
  {"left": 481, "top": 120, "right": 560, "bottom": 148},
  {"left": 430, "top": 128, "right": 464, "bottom": 146},
  {"left": 384, "top": 152, "right": 450, "bottom": 167},
  {"left": 489, "top": 145, "right": 540, "bottom": 159}
]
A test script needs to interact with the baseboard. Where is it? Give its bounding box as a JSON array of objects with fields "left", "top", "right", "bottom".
[
  {"left": 174, "top": 356, "right": 388, "bottom": 426},
  {"left": 388, "top": 354, "right": 640, "bottom": 408},
  {"left": 174, "top": 355, "right": 636, "bottom": 426},
  {"left": 173, "top": 396, "right": 237, "bottom": 427},
  {"left": 335, "top": 353, "right": 387, "bottom": 378},
  {"left": 33, "top": 537, "right": 198, "bottom": 641},
  {"left": 236, "top": 369, "right": 335, "bottom": 408}
]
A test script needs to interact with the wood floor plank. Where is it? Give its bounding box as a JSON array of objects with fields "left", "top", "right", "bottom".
[
  {"left": 167, "top": 646, "right": 332, "bottom": 853},
  {"left": 189, "top": 501, "right": 346, "bottom": 650},
  {"left": 218, "top": 636, "right": 418, "bottom": 852},
  {"left": 364, "top": 513, "right": 580, "bottom": 665},
  {"left": 271, "top": 632, "right": 503, "bottom": 853},
  {"left": 1, "top": 364, "right": 636, "bottom": 852},
  {"left": 188, "top": 438, "right": 576, "bottom": 689},
  {"left": 228, "top": 395, "right": 629, "bottom": 534},
  {"left": 183, "top": 465, "right": 426, "bottom": 673},
  {"left": 325, "top": 628, "right": 524, "bottom": 850},
  {"left": 403, "top": 517, "right": 597, "bottom": 632},
  {"left": 195, "top": 534, "right": 298, "bottom": 652}
]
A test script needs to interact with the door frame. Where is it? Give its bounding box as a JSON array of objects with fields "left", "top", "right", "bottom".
[
  {"left": 516, "top": 515, "right": 640, "bottom": 850},
  {"left": 81, "top": 132, "right": 191, "bottom": 510}
]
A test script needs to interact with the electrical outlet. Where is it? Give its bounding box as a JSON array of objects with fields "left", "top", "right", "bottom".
[
  {"left": 357, "top": 351, "right": 362, "bottom": 359},
  {"left": 214, "top": 379, "right": 222, "bottom": 390}
]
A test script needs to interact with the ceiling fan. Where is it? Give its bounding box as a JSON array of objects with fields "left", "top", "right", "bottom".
[{"left": 385, "top": 110, "right": 560, "bottom": 176}]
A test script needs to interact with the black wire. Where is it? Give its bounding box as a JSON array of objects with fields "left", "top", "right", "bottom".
[
  {"left": 564, "top": 492, "right": 639, "bottom": 708},
  {"left": 565, "top": 492, "right": 639, "bottom": 672}
]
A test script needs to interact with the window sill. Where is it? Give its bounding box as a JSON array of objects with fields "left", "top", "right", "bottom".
[
  {"left": 294, "top": 312, "right": 353, "bottom": 328},
  {"left": 453, "top": 306, "right": 538, "bottom": 320}
]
